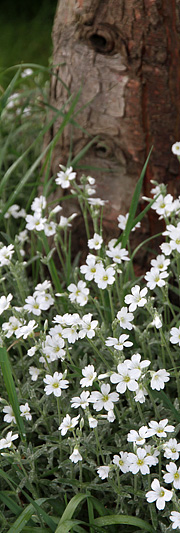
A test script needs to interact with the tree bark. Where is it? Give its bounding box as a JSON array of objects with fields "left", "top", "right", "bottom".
[{"left": 47, "top": 0, "right": 180, "bottom": 236}]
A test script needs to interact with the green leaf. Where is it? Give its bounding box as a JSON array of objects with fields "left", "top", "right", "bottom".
[
  {"left": 0, "top": 347, "right": 26, "bottom": 440},
  {"left": 0, "top": 492, "right": 22, "bottom": 516},
  {"left": 93, "top": 514, "right": 157, "bottom": 532},
  {"left": 116, "top": 147, "right": 153, "bottom": 249},
  {"left": 55, "top": 494, "right": 88, "bottom": 532},
  {"left": 0, "top": 68, "right": 20, "bottom": 114},
  {"left": 55, "top": 520, "right": 86, "bottom": 533},
  {"left": 7, "top": 498, "right": 46, "bottom": 533},
  {"left": 151, "top": 389, "right": 180, "bottom": 423}
]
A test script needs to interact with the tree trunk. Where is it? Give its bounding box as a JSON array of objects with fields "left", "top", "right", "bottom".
[{"left": 47, "top": 0, "right": 180, "bottom": 238}]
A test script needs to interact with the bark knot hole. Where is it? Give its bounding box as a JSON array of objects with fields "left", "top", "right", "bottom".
[{"left": 88, "top": 28, "right": 114, "bottom": 53}]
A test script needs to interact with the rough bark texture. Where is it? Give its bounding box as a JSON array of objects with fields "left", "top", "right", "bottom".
[{"left": 46, "top": 0, "right": 180, "bottom": 239}]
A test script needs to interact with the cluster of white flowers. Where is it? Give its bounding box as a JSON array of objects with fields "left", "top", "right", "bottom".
[{"left": 24, "top": 280, "right": 54, "bottom": 316}]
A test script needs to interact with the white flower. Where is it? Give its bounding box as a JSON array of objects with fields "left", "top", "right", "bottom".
[
  {"left": 146, "top": 478, "right": 172, "bottom": 510},
  {"left": 97, "top": 466, "right": 110, "bottom": 479},
  {"left": 124, "top": 285, "right": 147, "bottom": 312},
  {"left": 42, "top": 334, "right": 65, "bottom": 362},
  {"left": 144, "top": 267, "right": 168, "bottom": 290},
  {"left": 27, "top": 346, "right": 37, "bottom": 357},
  {"left": 113, "top": 452, "right": 130, "bottom": 473},
  {"left": 21, "top": 68, "right": 33, "bottom": 78},
  {"left": 164, "top": 462, "right": 180, "bottom": 489},
  {"left": 105, "top": 334, "right": 133, "bottom": 351},
  {"left": 26, "top": 213, "right": 46, "bottom": 231},
  {"left": 36, "top": 292, "right": 54, "bottom": 311},
  {"left": 106, "top": 241, "right": 130, "bottom": 264},
  {"left": 163, "top": 438, "right": 180, "bottom": 461},
  {"left": 56, "top": 165, "right": 76, "bottom": 189},
  {"left": 160, "top": 242, "right": 173, "bottom": 256},
  {"left": 129, "top": 353, "right": 150, "bottom": 375},
  {"left": 68, "top": 280, "right": 89, "bottom": 306},
  {"left": 31, "top": 196, "right": 46, "bottom": 213},
  {"left": 4, "top": 204, "right": 24, "bottom": 219},
  {"left": 80, "top": 365, "right": 97, "bottom": 387},
  {"left": 79, "top": 313, "right": 98, "bottom": 339},
  {"left": 88, "top": 233, "right": 103, "bottom": 250},
  {"left": 0, "top": 294, "right": 13, "bottom": 315},
  {"left": 134, "top": 384, "right": 148, "bottom": 404},
  {"left": 24, "top": 295, "right": 41, "bottom": 316},
  {"left": 29, "top": 366, "right": 40, "bottom": 381},
  {"left": 2, "top": 316, "right": 23, "bottom": 337},
  {"left": 88, "top": 198, "right": 107, "bottom": 208},
  {"left": 151, "top": 194, "right": 174, "bottom": 217},
  {"left": 59, "top": 414, "right": 80, "bottom": 436},
  {"left": 151, "top": 314, "right": 162, "bottom": 329},
  {"left": 71, "top": 391, "right": 90, "bottom": 409},
  {"left": 128, "top": 448, "right": 154, "bottom": 475},
  {"left": 172, "top": 142, "right": 180, "bottom": 155},
  {"left": 89, "top": 383, "right": 119, "bottom": 412},
  {"left": 44, "top": 221, "right": 57, "bottom": 236},
  {"left": 144, "top": 445, "right": 159, "bottom": 466},
  {"left": 150, "top": 369, "right": 170, "bottom": 390},
  {"left": 117, "top": 307, "right": 134, "bottom": 330},
  {"left": 117, "top": 213, "right": 140, "bottom": 232},
  {"left": 0, "top": 431, "right": 18, "bottom": 450},
  {"left": 3, "top": 405, "right": 16, "bottom": 424},
  {"left": 150, "top": 254, "right": 170, "bottom": 271},
  {"left": 94, "top": 265, "right": 115, "bottom": 289},
  {"left": 80, "top": 254, "right": 99, "bottom": 281},
  {"left": 170, "top": 511, "right": 180, "bottom": 529},
  {"left": 15, "top": 320, "right": 37, "bottom": 339},
  {"left": 69, "top": 446, "right": 82, "bottom": 463},
  {"left": 148, "top": 419, "right": 175, "bottom": 438},
  {"left": 110, "top": 362, "right": 139, "bottom": 394},
  {"left": 88, "top": 416, "right": 98, "bottom": 428},
  {"left": 107, "top": 409, "right": 115, "bottom": 423},
  {"left": 20, "top": 403, "right": 32, "bottom": 421},
  {"left": 43, "top": 372, "right": 69, "bottom": 397},
  {"left": 170, "top": 327, "right": 180, "bottom": 346},
  {"left": 127, "top": 426, "right": 150, "bottom": 446},
  {"left": 0, "top": 244, "right": 14, "bottom": 266}
]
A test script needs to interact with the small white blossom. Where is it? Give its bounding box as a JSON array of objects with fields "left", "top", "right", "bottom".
[
  {"left": 151, "top": 314, "right": 162, "bottom": 329},
  {"left": 56, "top": 165, "right": 76, "bottom": 189},
  {"left": 71, "top": 391, "right": 90, "bottom": 409},
  {"left": 79, "top": 313, "right": 98, "bottom": 339},
  {"left": 146, "top": 478, "right": 172, "bottom": 510},
  {"left": 94, "top": 265, "right": 115, "bottom": 289},
  {"left": 105, "top": 334, "right": 133, "bottom": 351},
  {"left": 80, "top": 365, "right": 97, "bottom": 387},
  {"left": 80, "top": 254, "right": 100, "bottom": 281},
  {"left": 107, "top": 409, "right": 115, "bottom": 423},
  {"left": 59, "top": 414, "right": 80, "bottom": 436},
  {"left": 163, "top": 439, "right": 180, "bottom": 461},
  {"left": 97, "top": 466, "right": 110, "bottom": 479},
  {"left": 89, "top": 383, "right": 119, "bottom": 412},
  {"left": 15, "top": 320, "right": 37, "bottom": 339},
  {"left": 150, "top": 254, "right": 170, "bottom": 271},
  {"left": 150, "top": 369, "right": 170, "bottom": 391},
  {"left": 20, "top": 403, "right": 32, "bottom": 421},
  {"left": 3, "top": 405, "right": 16, "bottom": 424},
  {"left": 0, "top": 294, "right": 13, "bottom": 315},
  {"left": 127, "top": 426, "right": 150, "bottom": 446},
  {"left": 29, "top": 366, "right": 40, "bottom": 381},
  {"left": 0, "top": 431, "right": 18, "bottom": 450},
  {"left": 31, "top": 196, "right": 46, "bottom": 213},
  {"left": 88, "top": 416, "right": 98, "bottom": 428},
  {"left": 164, "top": 462, "right": 180, "bottom": 489},
  {"left": 68, "top": 280, "right": 89, "bottom": 306},
  {"left": 26, "top": 213, "right": 46, "bottom": 231},
  {"left": 117, "top": 307, "right": 134, "bottom": 330},
  {"left": 69, "top": 447, "right": 82, "bottom": 463},
  {"left": 88, "top": 233, "right": 103, "bottom": 250},
  {"left": 170, "top": 327, "right": 180, "bottom": 346},
  {"left": 144, "top": 267, "right": 168, "bottom": 290},
  {"left": 113, "top": 452, "right": 130, "bottom": 473},
  {"left": 148, "top": 419, "right": 175, "bottom": 438},
  {"left": 172, "top": 142, "right": 180, "bottom": 155},
  {"left": 0, "top": 244, "right": 14, "bottom": 267},
  {"left": 124, "top": 285, "right": 147, "bottom": 312},
  {"left": 170, "top": 511, "right": 180, "bottom": 529},
  {"left": 128, "top": 448, "right": 154, "bottom": 475},
  {"left": 43, "top": 372, "right": 69, "bottom": 397},
  {"left": 2, "top": 316, "right": 23, "bottom": 337},
  {"left": 106, "top": 240, "right": 130, "bottom": 264},
  {"left": 110, "top": 362, "right": 139, "bottom": 394}
]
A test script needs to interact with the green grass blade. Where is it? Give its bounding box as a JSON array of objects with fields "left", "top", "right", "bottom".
[
  {"left": 55, "top": 494, "right": 87, "bottom": 532},
  {"left": 118, "top": 147, "right": 153, "bottom": 249},
  {"left": 93, "top": 514, "right": 157, "bottom": 532},
  {"left": 55, "top": 520, "right": 87, "bottom": 533},
  {"left": 7, "top": 499, "right": 46, "bottom": 533},
  {"left": 132, "top": 193, "right": 160, "bottom": 229},
  {"left": 20, "top": 491, "right": 56, "bottom": 532},
  {"left": 0, "top": 68, "right": 20, "bottom": 114},
  {"left": 70, "top": 136, "right": 99, "bottom": 167},
  {"left": 0, "top": 347, "right": 26, "bottom": 440},
  {"left": 0, "top": 492, "right": 22, "bottom": 516},
  {"left": 151, "top": 390, "right": 180, "bottom": 423}
]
